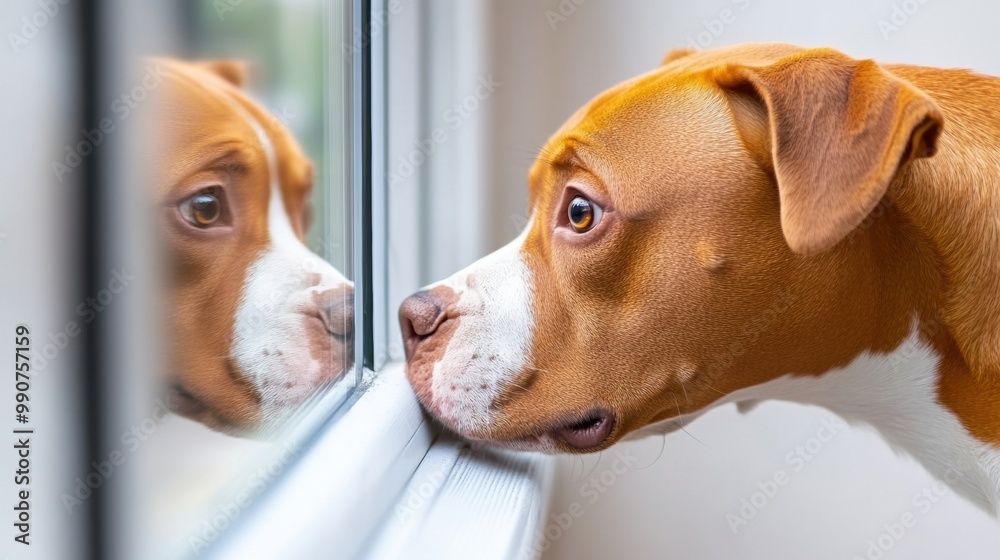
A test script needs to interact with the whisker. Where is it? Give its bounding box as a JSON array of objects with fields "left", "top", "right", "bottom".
[
  {"left": 672, "top": 394, "right": 708, "bottom": 448},
  {"left": 571, "top": 455, "right": 584, "bottom": 482},
  {"left": 700, "top": 381, "right": 728, "bottom": 397},
  {"left": 582, "top": 450, "right": 604, "bottom": 480},
  {"left": 506, "top": 381, "right": 531, "bottom": 393},
  {"left": 637, "top": 434, "right": 667, "bottom": 470}
]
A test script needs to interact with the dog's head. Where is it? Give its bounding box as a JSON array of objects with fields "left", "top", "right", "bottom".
[
  {"left": 400, "top": 43, "right": 943, "bottom": 452},
  {"left": 151, "top": 59, "right": 353, "bottom": 435}
]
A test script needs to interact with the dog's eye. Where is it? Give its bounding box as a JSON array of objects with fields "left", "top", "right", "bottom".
[
  {"left": 567, "top": 195, "right": 602, "bottom": 232},
  {"left": 179, "top": 190, "right": 222, "bottom": 227}
]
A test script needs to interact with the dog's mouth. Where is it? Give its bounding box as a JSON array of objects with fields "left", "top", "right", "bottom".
[
  {"left": 168, "top": 383, "right": 210, "bottom": 418},
  {"left": 168, "top": 382, "right": 262, "bottom": 436},
  {"left": 462, "top": 408, "right": 617, "bottom": 453},
  {"left": 550, "top": 408, "right": 616, "bottom": 450}
]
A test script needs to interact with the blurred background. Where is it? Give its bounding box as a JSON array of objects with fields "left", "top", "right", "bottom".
[{"left": 387, "top": 0, "right": 1000, "bottom": 559}]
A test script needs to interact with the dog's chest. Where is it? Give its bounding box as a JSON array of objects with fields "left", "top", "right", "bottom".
[
  {"left": 627, "top": 326, "right": 1000, "bottom": 515},
  {"left": 723, "top": 326, "right": 1000, "bottom": 515}
]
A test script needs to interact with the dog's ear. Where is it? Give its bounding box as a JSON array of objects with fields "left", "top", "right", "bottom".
[
  {"left": 196, "top": 60, "right": 249, "bottom": 88},
  {"left": 712, "top": 49, "right": 943, "bottom": 256}
]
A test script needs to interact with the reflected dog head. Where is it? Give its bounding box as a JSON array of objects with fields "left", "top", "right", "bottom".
[{"left": 150, "top": 59, "right": 353, "bottom": 435}]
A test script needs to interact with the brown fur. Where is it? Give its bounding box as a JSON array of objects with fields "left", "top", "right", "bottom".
[
  {"left": 480, "top": 43, "right": 999, "bottom": 451},
  {"left": 152, "top": 59, "right": 319, "bottom": 432}
]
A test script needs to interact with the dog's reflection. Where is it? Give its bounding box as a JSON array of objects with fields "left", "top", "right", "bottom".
[{"left": 150, "top": 59, "right": 353, "bottom": 436}]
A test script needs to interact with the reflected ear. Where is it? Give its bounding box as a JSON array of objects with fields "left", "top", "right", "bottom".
[
  {"left": 713, "top": 49, "right": 943, "bottom": 256},
  {"left": 661, "top": 48, "right": 696, "bottom": 65},
  {"left": 195, "top": 60, "right": 249, "bottom": 88}
]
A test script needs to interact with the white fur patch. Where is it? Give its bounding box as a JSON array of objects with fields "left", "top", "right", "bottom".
[
  {"left": 630, "top": 325, "right": 1000, "bottom": 515},
  {"left": 228, "top": 104, "right": 350, "bottom": 430},
  {"left": 426, "top": 218, "right": 535, "bottom": 434}
]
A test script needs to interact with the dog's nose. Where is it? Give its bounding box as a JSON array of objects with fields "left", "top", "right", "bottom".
[
  {"left": 399, "top": 290, "right": 447, "bottom": 361},
  {"left": 318, "top": 288, "right": 354, "bottom": 338}
]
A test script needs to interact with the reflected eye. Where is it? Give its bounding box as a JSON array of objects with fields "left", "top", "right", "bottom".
[
  {"left": 179, "top": 190, "right": 222, "bottom": 228},
  {"left": 567, "top": 195, "right": 602, "bottom": 232}
]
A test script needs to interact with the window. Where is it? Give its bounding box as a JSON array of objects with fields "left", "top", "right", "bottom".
[
  {"left": 131, "top": 2, "right": 359, "bottom": 558},
  {"left": 61, "top": 0, "right": 375, "bottom": 558},
  {"left": 9, "top": 1, "right": 550, "bottom": 558}
]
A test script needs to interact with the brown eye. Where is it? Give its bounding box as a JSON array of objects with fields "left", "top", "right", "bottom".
[
  {"left": 567, "top": 195, "right": 602, "bottom": 232},
  {"left": 179, "top": 191, "right": 222, "bottom": 227}
]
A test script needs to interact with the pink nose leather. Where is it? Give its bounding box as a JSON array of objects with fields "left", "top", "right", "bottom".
[
  {"left": 398, "top": 290, "right": 447, "bottom": 361},
  {"left": 316, "top": 288, "right": 355, "bottom": 337}
]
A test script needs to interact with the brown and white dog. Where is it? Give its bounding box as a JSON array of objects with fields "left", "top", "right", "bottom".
[
  {"left": 151, "top": 59, "right": 353, "bottom": 436},
  {"left": 399, "top": 43, "right": 1000, "bottom": 514}
]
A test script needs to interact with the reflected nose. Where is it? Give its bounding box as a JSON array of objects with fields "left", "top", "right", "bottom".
[
  {"left": 398, "top": 290, "right": 447, "bottom": 361},
  {"left": 318, "top": 287, "right": 355, "bottom": 339}
]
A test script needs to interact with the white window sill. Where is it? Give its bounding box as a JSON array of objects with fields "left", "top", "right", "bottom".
[{"left": 208, "top": 362, "right": 554, "bottom": 560}]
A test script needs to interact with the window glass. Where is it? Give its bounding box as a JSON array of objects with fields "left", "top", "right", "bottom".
[{"left": 117, "top": 1, "right": 355, "bottom": 556}]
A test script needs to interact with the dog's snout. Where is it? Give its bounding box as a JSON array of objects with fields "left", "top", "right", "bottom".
[
  {"left": 318, "top": 288, "right": 355, "bottom": 338},
  {"left": 399, "top": 290, "right": 448, "bottom": 360}
]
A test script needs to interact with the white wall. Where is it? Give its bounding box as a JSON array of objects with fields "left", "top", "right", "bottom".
[{"left": 454, "top": 0, "right": 1000, "bottom": 558}]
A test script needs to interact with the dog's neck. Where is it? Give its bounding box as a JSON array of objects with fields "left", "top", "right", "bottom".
[
  {"left": 744, "top": 326, "right": 1000, "bottom": 515},
  {"left": 879, "top": 69, "right": 1000, "bottom": 465},
  {"left": 888, "top": 65, "right": 1000, "bottom": 384},
  {"left": 741, "top": 137, "right": 1000, "bottom": 514},
  {"left": 637, "top": 68, "right": 1000, "bottom": 512},
  {"left": 635, "top": 322, "right": 1000, "bottom": 516},
  {"left": 807, "top": 65, "right": 1000, "bottom": 513}
]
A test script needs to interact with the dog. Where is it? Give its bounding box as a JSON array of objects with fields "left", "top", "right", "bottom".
[
  {"left": 150, "top": 59, "right": 353, "bottom": 436},
  {"left": 399, "top": 43, "right": 1000, "bottom": 514}
]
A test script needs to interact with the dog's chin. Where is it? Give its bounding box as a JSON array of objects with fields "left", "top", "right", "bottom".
[
  {"left": 167, "top": 385, "right": 255, "bottom": 437},
  {"left": 169, "top": 359, "right": 352, "bottom": 438},
  {"left": 465, "top": 432, "right": 560, "bottom": 453}
]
